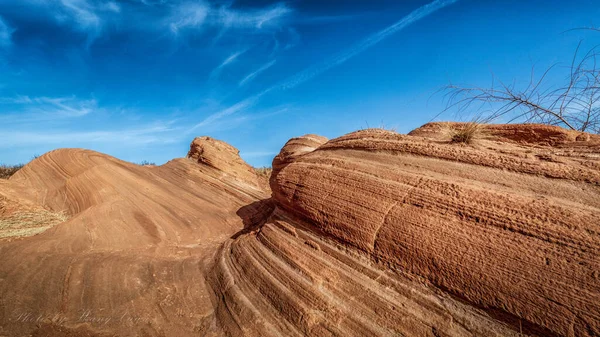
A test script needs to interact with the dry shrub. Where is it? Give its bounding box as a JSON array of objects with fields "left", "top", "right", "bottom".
[
  {"left": 452, "top": 122, "right": 482, "bottom": 144},
  {"left": 0, "top": 196, "right": 68, "bottom": 239},
  {"left": 441, "top": 35, "right": 600, "bottom": 134},
  {"left": 0, "top": 164, "right": 23, "bottom": 179},
  {"left": 441, "top": 122, "right": 484, "bottom": 144},
  {"left": 254, "top": 167, "right": 272, "bottom": 179}
]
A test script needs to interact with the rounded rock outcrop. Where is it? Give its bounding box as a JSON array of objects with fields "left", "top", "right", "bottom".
[
  {"left": 187, "top": 136, "right": 260, "bottom": 187},
  {"left": 408, "top": 122, "right": 600, "bottom": 145},
  {"left": 270, "top": 134, "right": 328, "bottom": 191},
  {"left": 266, "top": 124, "right": 600, "bottom": 336}
]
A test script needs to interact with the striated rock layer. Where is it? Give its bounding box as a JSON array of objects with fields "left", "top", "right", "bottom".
[
  {"left": 188, "top": 136, "right": 260, "bottom": 187},
  {"left": 215, "top": 125, "right": 600, "bottom": 337},
  {"left": 0, "top": 146, "right": 267, "bottom": 337},
  {"left": 1, "top": 124, "right": 599, "bottom": 337},
  {"left": 408, "top": 122, "right": 600, "bottom": 145},
  {"left": 271, "top": 134, "right": 329, "bottom": 177}
]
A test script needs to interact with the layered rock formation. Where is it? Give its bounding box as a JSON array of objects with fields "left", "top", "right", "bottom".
[
  {"left": 215, "top": 125, "right": 600, "bottom": 337},
  {"left": 271, "top": 134, "right": 329, "bottom": 177},
  {"left": 0, "top": 180, "right": 67, "bottom": 239},
  {"left": 0, "top": 124, "right": 598, "bottom": 337},
  {"left": 0, "top": 146, "right": 267, "bottom": 337},
  {"left": 188, "top": 136, "right": 260, "bottom": 187},
  {"left": 408, "top": 122, "right": 600, "bottom": 145}
]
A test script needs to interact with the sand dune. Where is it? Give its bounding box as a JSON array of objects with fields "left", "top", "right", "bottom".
[{"left": 0, "top": 124, "right": 598, "bottom": 336}]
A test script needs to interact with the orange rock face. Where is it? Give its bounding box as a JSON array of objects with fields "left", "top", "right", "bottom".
[
  {"left": 409, "top": 122, "right": 600, "bottom": 145},
  {"left": 187, "top": 136, "right": 260, "bottom": 187},
  {"left": 0, "top": 145, "right": 267, "bottom": 337},
  {"left": 262, "top": 126, "right": 600, "bottom": 336},
  {"left": 0, "top": 125, "right": 599, "bottom": 337}
]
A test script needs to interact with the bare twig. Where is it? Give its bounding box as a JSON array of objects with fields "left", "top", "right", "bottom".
[{"left": 440, "top": 35, "right": 600, "bottom": 133}]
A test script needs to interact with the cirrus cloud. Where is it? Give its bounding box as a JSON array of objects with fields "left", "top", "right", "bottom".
[
  {"left": 0, "top": 16, "right": 13, "bottom": 49},
  {"left": 16, "top": 0, "right": 121, "bottom": 46},
  {"left": 0, "top": 95, "right": 98, "bottom": 121},
  {"left": 166, "top": 1, "right": 292, "bottom": 35}
]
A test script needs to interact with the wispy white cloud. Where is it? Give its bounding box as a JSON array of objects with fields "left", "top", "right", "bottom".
[
  {"left": 0, "top": 122, "right": 179, "bottom": 148},
  {"left": 59, "top": 0, "right": 101, "bottom": 31},
  {"left": 284, "top": 28, "right": 300, "bottom": 50},
  {"left": 192, "top": 0, "right": 460, "bottom": 130},
  {"left": 187, "top": 94, "right": 287, "bottom": 133},
  {"left": 297, "top": 14, "right": 363, "bottom": 25},
  {"left": 102, "top": 1, "right": 121, "bottom": 13},
  {"left": 166, "top": 1, "right": 292, "bottom": 35},
  {"left": 0, "top": 16, "right": 13, "bottom": 49},
  {"left": 239, "top": 60, "right": 276, "bottom": 86},
  {"left": 188, "top": 94, "right": 263, "bottom": 132},
  {"left": 221, "top": 50, "right": 245, "bottom": 67},
  {"left": 136, "top": 0, "right": 168, "bottom": 6},
  {"left": 280, "top": 0, "right": 459, "bottom": 90},
  {"left": 210, "top": 49, "right": 247, "bottom": 77},
  {"left": 0, "top": 94, "right": 182, "bottom": 149},
  {"left": 216, "top": 2, "right": 291, "bottom": 29},
  {"left": 167, "top": 1, "right": 209, "bottom": 34},
  {"left": 0, "top": 95, "right": 98, "bottom": 120},
  {"left": 23, "top": 0, "right": 121, "bottom": 45}
]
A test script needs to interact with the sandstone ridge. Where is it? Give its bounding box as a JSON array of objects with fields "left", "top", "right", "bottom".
[
  {"left": 218, "top": 124, "right": 600, "bottom": 337},
  {"left": 0, "top": 125, "right": 598, "bottom": 337}
]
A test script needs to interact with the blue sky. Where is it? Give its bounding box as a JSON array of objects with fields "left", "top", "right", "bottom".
[{"left": 0, "top": 0, "right": 599, "bottom": 167}]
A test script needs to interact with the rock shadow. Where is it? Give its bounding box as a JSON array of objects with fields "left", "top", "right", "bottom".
[{"left": 231, "top": 198, "right": 275, "bottom": 239}]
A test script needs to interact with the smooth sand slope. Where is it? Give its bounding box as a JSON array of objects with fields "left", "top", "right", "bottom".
[{"left": 0, "top": 123, "right": 599, "bottom": 337}]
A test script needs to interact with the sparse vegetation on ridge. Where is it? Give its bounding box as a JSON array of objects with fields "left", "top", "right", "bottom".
[
  {"left": 446, "top": 122, "right": 484, "bottom": 144},
  {"left": 0, "top": 195, "right": 68, "bottom": 239},
  {"left": 442, "top": 28, "right": 600, "bottom": 133},
  {"left": 254, "top": 167, "right": 272, "bottom": 179},
  {"left": 0, "top": 164, "right": 24, "bottom": 179},
  {"left": 0, "top": 208, "right": 68, "bottom": 239}
]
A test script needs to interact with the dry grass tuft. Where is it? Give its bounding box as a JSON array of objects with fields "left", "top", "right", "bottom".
[
  {"left": 254, "top": 167, "right": 273, "bottom": 192},
  {"left": 0, "top": 164, "right": 24, "bottom": 179},
  {"left": 254, "top": 167, "right": 272, "bottom": 179},
  {"left": 0, "top": 196, "right": 68, "bottom": 239},
  {"left": 444, "top": 122, "right": 484, "bottom": 144}
]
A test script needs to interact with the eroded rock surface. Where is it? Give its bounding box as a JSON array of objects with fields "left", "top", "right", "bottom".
[
  {"left": 188, "top": 136, "right": 260, "bottom": 187},
  {"left": 1, "top": 126, "right": 598, "bottom": 337},
  {"left": 409, "top": 122, "right": 600, "bottom": 145},
  {"left": 0, "top": 142, "right": 267, "bottom": 337},
  {"left": 216, "top": 125, "right": 600, "bottom": 337}
]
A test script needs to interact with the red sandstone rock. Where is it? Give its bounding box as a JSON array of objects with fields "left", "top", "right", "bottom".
[
  {"left": 188, "top": 136, "right": 260, "bottom": 187},
  {"left": 0, "top": 125, "right": 598, "bottom": 337},
  {"left": 266, "top": 125, "right": 600, "bottom": 336}
]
